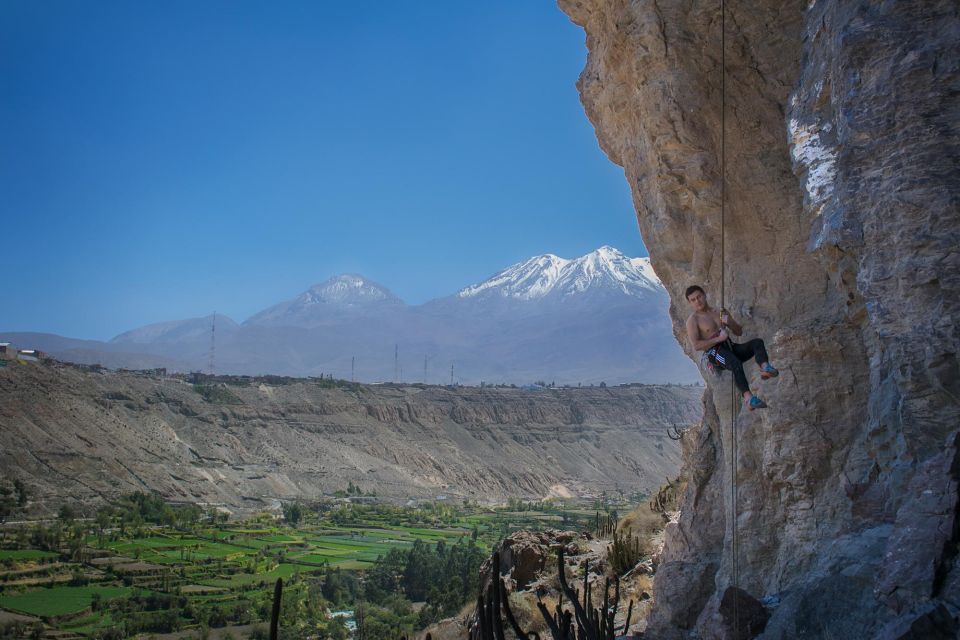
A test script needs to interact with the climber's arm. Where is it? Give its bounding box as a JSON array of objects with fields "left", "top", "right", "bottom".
[{"left": 721, "top": 309, "right": 743, "bottom": 337}]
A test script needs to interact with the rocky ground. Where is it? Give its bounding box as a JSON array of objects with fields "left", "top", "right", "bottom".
[
  {"left": 0, "top": 361, "right": 701, "bottom": 515},
  {"left": 423, "top": 518, "right": 664, "bottom": 640}
]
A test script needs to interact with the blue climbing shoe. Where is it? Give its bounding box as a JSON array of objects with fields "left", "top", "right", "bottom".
[
  {"left": 747, "top": 395, "right": 768, "bottom": 411},
  {"left": 760, "top": 363, "right": 779, "bottom": 380}
]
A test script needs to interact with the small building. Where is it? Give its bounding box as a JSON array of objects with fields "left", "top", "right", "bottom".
[
  {"left": 17, "top": 349, "right": 45, "bottom": 362},
  {"left": 0, "top": 343, "right": 15, "bottom": 360}
]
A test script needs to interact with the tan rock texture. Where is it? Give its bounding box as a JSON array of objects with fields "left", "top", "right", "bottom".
[
  {"left": 0, "top": 362, "right": 699, "bottom": 514},
  {"left": 558, "top": 0, "right": 960, "bottom": 637}
]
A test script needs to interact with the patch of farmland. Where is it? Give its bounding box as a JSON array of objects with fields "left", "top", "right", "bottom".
[
  {"left": 199, "top": 563, "right": 306, "bottom": 588},
  {"left": 0, "top": 584, "right": 132, "bottom": 617},
  {"left": 0, "top": 549, "right": 59, "bottom": 562}
]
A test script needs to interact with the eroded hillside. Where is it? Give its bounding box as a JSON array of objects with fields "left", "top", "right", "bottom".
[{"left": 0, "top": 362, "right": 700, "bottom": 515}]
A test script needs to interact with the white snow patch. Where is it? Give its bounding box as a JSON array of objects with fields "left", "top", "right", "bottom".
[{"left": 459, "top": 246, "right": 662, "bottom": 300}]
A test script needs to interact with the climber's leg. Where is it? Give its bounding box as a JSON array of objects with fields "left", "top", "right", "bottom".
[
  {"left": 713, "top": 343, "right": 751, "bottom": 398},
  {"left": 716, "top": 343, "right": 769, "bottom": 410},
  {"left": 734, "top": 338, "right": 779, "bottom": 379}
]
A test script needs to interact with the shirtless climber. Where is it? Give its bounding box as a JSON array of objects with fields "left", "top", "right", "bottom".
[{"left": 684, "top": 285, "right": 778, "bottom": 411}]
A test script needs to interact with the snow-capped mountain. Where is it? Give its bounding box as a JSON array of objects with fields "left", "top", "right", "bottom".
[
  {"left": 35, "top": 247, "right": 698, "bottom": 384},
  {"left": 245, "top": 274, "right": 404, "bottom": 328},
  {"left": 458, "top": 246, "right": 661, "bottom": 300}
]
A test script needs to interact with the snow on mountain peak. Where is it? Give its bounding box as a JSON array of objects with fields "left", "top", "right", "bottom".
[
  {"left": 244, "top": 273, "right": 402, "bottom": 327},
  {"left": 302, "top": 274, "right": 399, "bottom": 306},
  {"left": 458, "top": 247, "right": 661, "bottom": 300}
]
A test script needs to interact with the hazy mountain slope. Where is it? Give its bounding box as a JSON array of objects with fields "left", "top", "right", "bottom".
[
  {"left": 111, "top": 314, "right": 239, "bottom": 347},
  {"left": 0, "top": 332, "right": 192, "bottom": 371},
  {"left": 0, "top": 361, "right": 703, "bottom": 514}
]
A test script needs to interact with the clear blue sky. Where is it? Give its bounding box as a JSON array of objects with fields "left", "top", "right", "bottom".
[{"left": 1, "top": 1, "right": 644, "bottom": 340}]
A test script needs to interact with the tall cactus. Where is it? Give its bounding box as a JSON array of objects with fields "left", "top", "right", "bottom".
[
  {"left": 539, "top": 549, "right": 632, "bottom": 640},
  {"left": 608, "top": 528, "right": 644, "bottom": 576},
  {"left": 269, "top": 577, "right": 282, "bottom": 640},
  {"left": 594, "top": 511, "right": 618, "bottom": 537},
  {"left": 472, "top": 547, "right": 635, "bottom": 640},
  {"left": 472, "top": 551, "right": 541, "bottom": 640}
]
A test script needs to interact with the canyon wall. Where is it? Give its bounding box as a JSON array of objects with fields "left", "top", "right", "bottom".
[
  {"left": 0, "top": 362, "right": 699, "bottom": 515},
  {"left": 558, "top": 0, "right": 960, "bottom": 637}
]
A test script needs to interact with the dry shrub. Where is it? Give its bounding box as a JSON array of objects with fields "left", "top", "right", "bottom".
[
  {"left": 632, "top": 574, "right": 652, "bottom": 594},
  {"left": 618, "top": 502, "right": 666, "bottom": 538},
  {"left": 508, "top": 591, "right": 550, "bottom": 636}
]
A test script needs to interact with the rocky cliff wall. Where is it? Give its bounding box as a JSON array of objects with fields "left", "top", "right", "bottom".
[
  {"left": 558, "top": 0, "right": 960, "bottom": 637},
  {"left": 0, "top": 362, "right": 700, "bottom": 515}
]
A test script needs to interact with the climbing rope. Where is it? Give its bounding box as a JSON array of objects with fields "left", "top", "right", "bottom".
[
  {"left": 719, "top": 0, "right": 742, "bottom": 635},
  {"left": 719, "top": 0, "right": 725, "bottom": 316}
]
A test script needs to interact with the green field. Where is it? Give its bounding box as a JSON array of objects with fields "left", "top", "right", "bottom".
[
  {"left": 200, "top": 562, "right": 303, "bottom": 588},
  {"left": 0, "top": 585, "right": 132, "bottom": 617},
  {"left": 0, "top": 549, "right": 58, "bottom": 561},
  {"left": 0, "top": 495, "right": 630, "bottom": 638}
]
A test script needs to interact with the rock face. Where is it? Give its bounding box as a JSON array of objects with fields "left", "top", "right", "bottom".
[
  {"left": 558, "top": 0, "right": 960, "bottom": 637},
  {"left": 0, "top": 362, "right": 700, "bottom": 514},
  {"left": 494, "top": 529, "right": 577, "bottom": 590}
]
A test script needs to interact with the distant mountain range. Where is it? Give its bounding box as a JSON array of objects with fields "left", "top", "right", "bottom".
[{"left": 3, "top": 247, "right": 699, "bottom": 384}]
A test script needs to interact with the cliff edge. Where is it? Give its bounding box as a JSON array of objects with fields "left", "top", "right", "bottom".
[{"left": 558, "top": 0, "right": 960, "bottom": 637}]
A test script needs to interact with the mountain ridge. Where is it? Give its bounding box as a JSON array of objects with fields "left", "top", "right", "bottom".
[
  {"left": 2, "top": 247, "right": 697, "bottom": 384},
  {"left": 457, "top": 246, "right": 660, "bottom": 301}
]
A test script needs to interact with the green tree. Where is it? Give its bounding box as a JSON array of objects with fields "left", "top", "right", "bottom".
[
  {"left": 96, "top": 508, "right": 112, "bottom": 545},
  {"left": 0, "top": 486, "right": 13, "bottom": 522},
  {"left": 321, "top": 566, "right": 359, "bottom": 607},
  {"left": 283, "top": 502, "right": 304, "bottom": 526},
  {"left": 364, "top": 548, "right": 405, "bottom": 602},
  {"left": 324, "top": 616, "right": 349, "bottom": 640},
  {"left": 401, "top": 539, "right": 433, "bottom": 601},
  {"left": 13, "top": 480, "right": 27, "bottom": 507}
]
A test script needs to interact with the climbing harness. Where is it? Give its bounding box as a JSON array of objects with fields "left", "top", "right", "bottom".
[
  {"left": 700, "top": 349, "right": 723, "bottom": 378},
  {"left": 700, "top": 344, "right": 732, "bottom": 379}
]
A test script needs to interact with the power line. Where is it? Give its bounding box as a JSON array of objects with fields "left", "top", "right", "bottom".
[{"left": 208, "top": 312, "right": 216, "bottom": 376}]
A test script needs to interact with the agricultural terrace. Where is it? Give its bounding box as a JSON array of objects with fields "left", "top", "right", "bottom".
[{"left": 0, "top": 492, "right": 635, "bottom": 639}]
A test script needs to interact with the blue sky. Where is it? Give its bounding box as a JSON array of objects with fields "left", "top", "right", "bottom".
[{"left": 1, "top": 1, "right": 643, "bottom": 340}]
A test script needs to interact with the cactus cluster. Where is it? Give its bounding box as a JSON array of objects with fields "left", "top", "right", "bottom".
[
  {"left": 607, "top": 529, "right": 645, "bottom": 577},
  {"left": 648, "top": 475, "right": 682, "bottom": 514},
  {"left": 470, "top": 548, "right": 633, "bottom": 640},
  {"left": 594, "top": 511, "right": 617, "bottom": 537}
]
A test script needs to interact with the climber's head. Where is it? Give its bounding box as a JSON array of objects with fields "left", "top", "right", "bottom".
[{"left": 685, "top": 285, "right": 707, "bottom": 312}]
